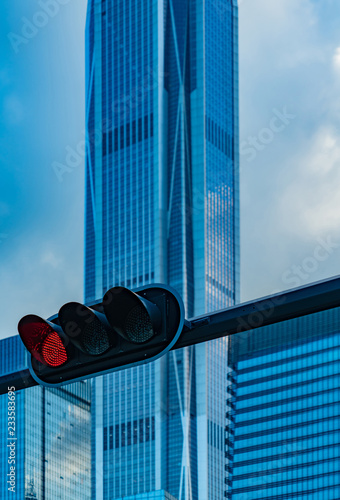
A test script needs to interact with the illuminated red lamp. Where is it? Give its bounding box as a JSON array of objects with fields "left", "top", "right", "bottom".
[{"left": 18, "top": 315, "right": 68, "bottom": 367}]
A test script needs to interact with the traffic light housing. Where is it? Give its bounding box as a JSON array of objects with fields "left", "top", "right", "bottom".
[{"left": 18, "top": 284, "right": 184, "bottom": 387}]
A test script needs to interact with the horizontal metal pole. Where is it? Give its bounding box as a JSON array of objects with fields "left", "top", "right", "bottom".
[
  {"left": 0, "top": 369, "right": 38, "bottom": 395},
  {"left": 173, "top": 275, "right": 340, "bottom": 349}
]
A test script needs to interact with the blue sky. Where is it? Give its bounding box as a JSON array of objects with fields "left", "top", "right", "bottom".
[
  {"left": 0, "top": 0, "right": 86, "bottom": 338},
  {"left": 1, "top": 0, "right": 340, "bottom": 339}
]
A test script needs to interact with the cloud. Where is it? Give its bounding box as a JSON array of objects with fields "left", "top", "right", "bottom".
[
  {"left": 41, "top": 250, "right": 63, "bottom": 269},
  {"left": 239, "top": 0, "right": 340, "bottom": 301},
  {"left": 332, "top": 47, "right": 340, "bottom": 70},
  {"left": 0, "top": 1, "right": 86, "bottom": 341},
  {"left": 0, "top": 235, "right": 83, "bottom": 339},
  {"left": 278, "top": 127, "right": 340, "bottom": 237}
]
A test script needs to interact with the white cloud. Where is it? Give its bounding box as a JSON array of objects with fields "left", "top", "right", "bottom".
[
  {"left": 332, "top": 47, "right": 340, "bottom": 70},
  {"left": 0, "top": 236, "right": 83, "bottom": 340},
  {"left": 41, "top": 250, "right": 63, "bottom": 269},
  {"left": 278, "top": 127, "right": 340, "bottom": 237},
  {"left": 240, "top": 0, "right": 340, "bottom": 301}
]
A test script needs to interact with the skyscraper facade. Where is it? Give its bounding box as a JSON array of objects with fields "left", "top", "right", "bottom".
[
  {"left": 226, "top": 305, "right": 340, "bottom": 499},
  {"left": 0, "top": 336, "right": 92, "bottom": 500},
  {"left": 85, "top": 1, "right": 239, "bottom": 499}
]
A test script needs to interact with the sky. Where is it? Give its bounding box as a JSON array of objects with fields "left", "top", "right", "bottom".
[
  {"left": 240, "top": 0, "right": 340, "bottom": 298},
  {"left": 0, "top": 0, "right": 340, "bottom": 339}
]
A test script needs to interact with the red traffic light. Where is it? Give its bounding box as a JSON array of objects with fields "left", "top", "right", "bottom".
[
  {"left": 18, "top": 315, "right": 68, "bottom": 367},
  {"left": 18, "top": 284, "right": 185, "bottom": 386}
]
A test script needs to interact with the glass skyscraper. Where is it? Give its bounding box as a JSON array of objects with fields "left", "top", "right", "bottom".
[
  {"left": 115, "top": 491, "right": 178, "bottom": 500},
  {"left": 85, "top": 1, "right": 239, "bottom": 499},
  {"left": 226, "top": 306, "right": 340, "bottom": 499},
  {"left": 0, "top": 336, "right": 91, "bottom": 499}
]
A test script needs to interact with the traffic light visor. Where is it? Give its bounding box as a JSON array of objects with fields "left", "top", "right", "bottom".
[
  {"left": 58, "top": 302, "right": 116, "bottom": 355},
  {"left": 103, "top": 286, "right": 161, "bottom": 343}
]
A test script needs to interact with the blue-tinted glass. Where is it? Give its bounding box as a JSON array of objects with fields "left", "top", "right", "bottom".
[
  {"left": 85, "top": 1, "right": 239, "bottom": 499},
  {"left": 226, "top": 307, "right": 340, "bottom": 499},
  {"left": 0, "top": 336, "right": 91, "bottom": 499}
]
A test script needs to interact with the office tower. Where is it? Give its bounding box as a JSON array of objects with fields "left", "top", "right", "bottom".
[
  {"left": 0, "top": 336, "right": 91, "bottom": 500},
  {"left": 85, "top": 1, "right": 239, "bottom": 499},
  {"left": 226, "top": 306, "right": 340, "bottom": 499},
  {"left": 115, "top": 491, "right": 177, "bottom": 500}
]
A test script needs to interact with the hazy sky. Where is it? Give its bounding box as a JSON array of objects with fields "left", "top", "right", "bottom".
[
  {"left": 0, "top": 0, "right": 340, "bottom": 339},
  {"left": 240, "top": 0, "right": 340, "bottom": 298}
]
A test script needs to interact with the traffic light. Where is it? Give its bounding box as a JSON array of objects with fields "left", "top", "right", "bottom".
[{"left": 18, "top": 284, "right": 184, "bottom": 387}]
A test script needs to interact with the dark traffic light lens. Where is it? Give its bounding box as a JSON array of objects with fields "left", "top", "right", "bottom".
[
  {"left": 18, "top": 315, "right": 68, "bottom": 367},
  {"left": 103, "top": 286, "right": 161, "bottom": 344},
  {"left": 124, "top": 305, "right": 153, "bottom": 343},
  {"left": 58, "top": 303, "right": 116, "bottom": 355},
  {"left": 80, "top": 316, "right": 111, "bottom": 355}
]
